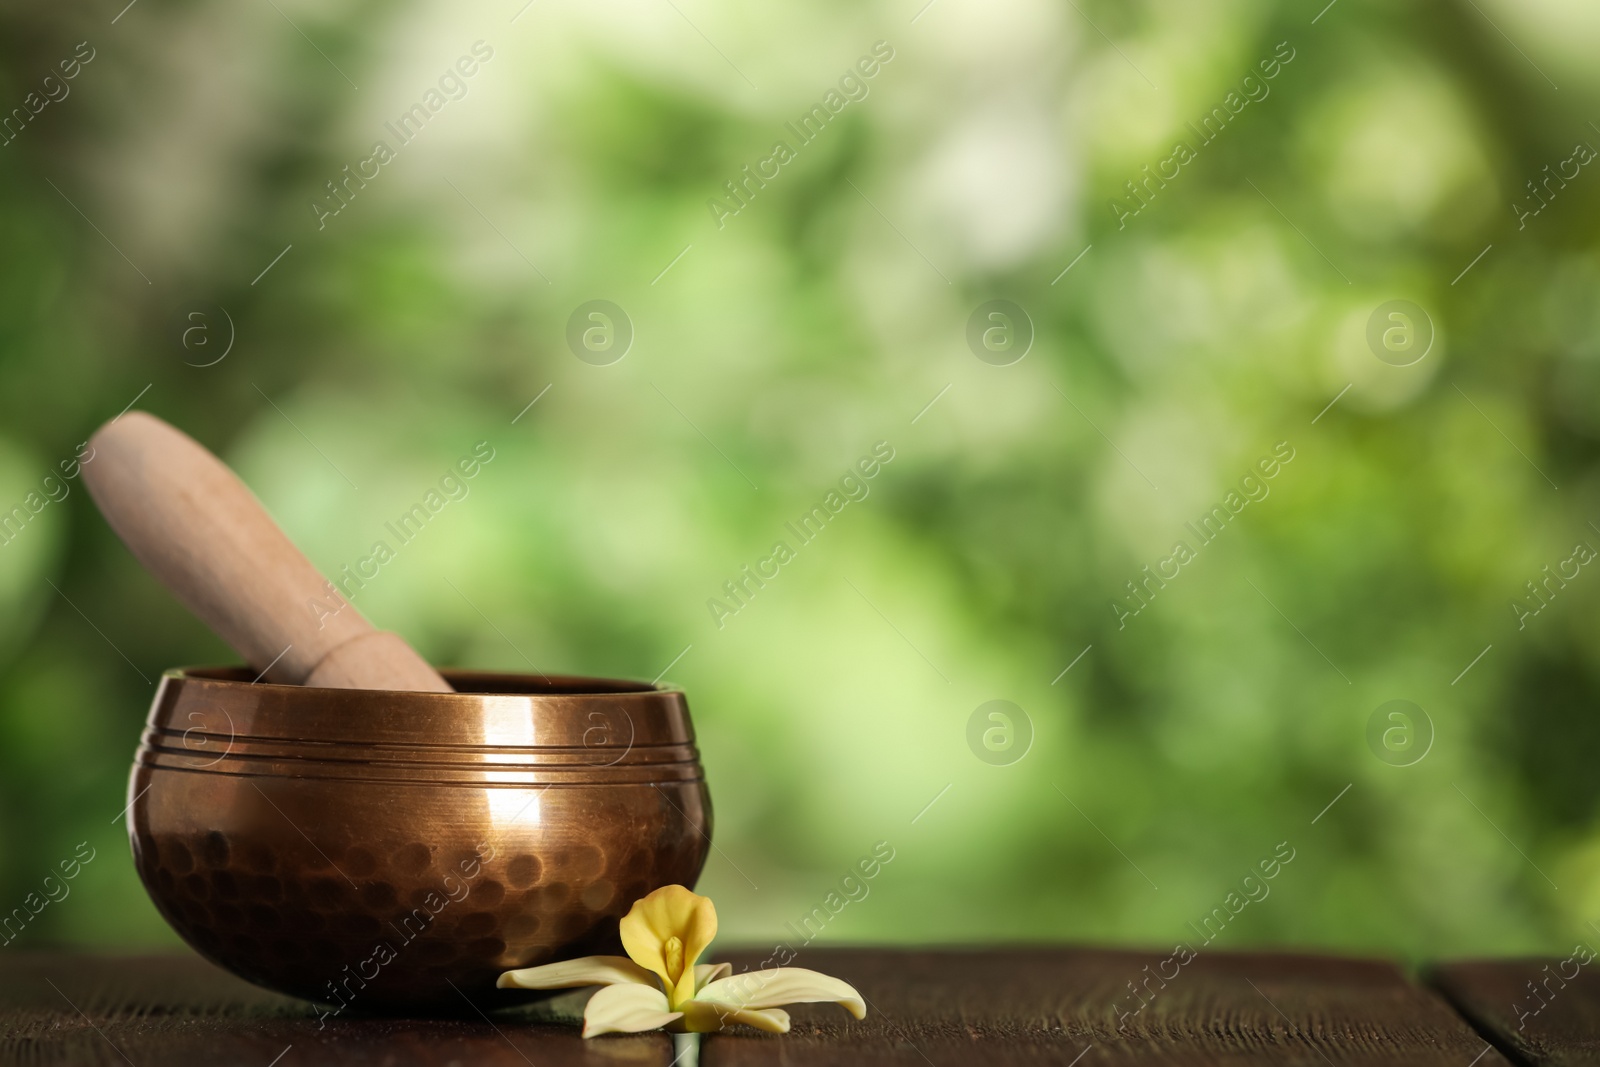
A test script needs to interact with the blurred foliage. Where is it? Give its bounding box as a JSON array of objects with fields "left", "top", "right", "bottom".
[{"left": 2, "top": 0, "right": 1600, "bottom": 965}]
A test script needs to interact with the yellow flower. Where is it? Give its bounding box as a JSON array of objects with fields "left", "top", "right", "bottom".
[{"left": 496, "top": 885, "right": 866, "bottom": 1037}]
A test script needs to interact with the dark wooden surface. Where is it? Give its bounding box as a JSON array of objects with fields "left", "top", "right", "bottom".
[
  {"left": 707, "top": 947, "right": 1510, "bottom": 1066},
  {"left": 0, "top": 947, "right": 1527, "bottom": 1066},
  {"left": 0, "top": 951, "right": 667, "bottom": 1066},
  {"left": 1434, "top": 957, "right": 1600, "bottom": 1067}
]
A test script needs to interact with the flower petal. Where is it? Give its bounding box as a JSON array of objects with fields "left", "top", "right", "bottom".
[
  {"left": 497, "top": 955, "right": 657, "bottom": 991},
  {"left": 581, "top": 983, "right": 682, "bottom": 1038},
  {"left": 619, "top": 885, "right": 717, "bottom": 1006},
  {"left": 695, "top": 961, "right": 733, "bottom": 989},
  {"left": 697, "top": 968, "right": 867, "bottom": 1020},
  {"left": 678, "top": 998, "right": 791, "bottom": 1034}
]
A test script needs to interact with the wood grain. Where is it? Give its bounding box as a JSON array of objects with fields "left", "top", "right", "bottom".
[
  {"left": 81, "top": 412, "right": 450, "bottom": 693},
  {"left": 0, "top": 951, "right": 668, "bottom": 1066},
  {"left": 0, "top": 949, "right": 1523, "bottom": 1066},
  {"left": 701, "top": 947, "right": 1512, "bottom": 1066},
  {"left": 1433, "top": 956, "right": 1600, "bottom": 1066}
]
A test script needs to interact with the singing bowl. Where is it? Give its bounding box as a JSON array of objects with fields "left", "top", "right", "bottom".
[{"left": 126, "top": 668, "right": 711, "bottom": 1012}]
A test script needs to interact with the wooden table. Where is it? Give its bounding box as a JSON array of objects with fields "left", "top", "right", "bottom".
[{"left": 0, "top": 947, "right": 1574, "bottom": 1065}]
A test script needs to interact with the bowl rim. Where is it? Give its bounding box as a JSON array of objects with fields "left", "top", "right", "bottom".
[
  {"left": 166, "top": 665, "right": 682, "bottom": 698},
  {"left": 139, "top": 666, "right": 701, "bottom": 776}
]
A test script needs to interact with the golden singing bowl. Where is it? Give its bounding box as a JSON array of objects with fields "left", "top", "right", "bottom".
[{"left": 127, "top": 668, "right": 711, "bottom": 1013}]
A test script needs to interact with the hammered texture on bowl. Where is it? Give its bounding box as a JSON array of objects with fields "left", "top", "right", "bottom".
[{"left": 128, "top": 668, "right": 712, "bottom": 1012}]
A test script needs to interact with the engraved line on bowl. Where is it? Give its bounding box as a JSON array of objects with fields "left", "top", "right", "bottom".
[{"left": 141, "top": 763, "right": 707, "bottom": 788}]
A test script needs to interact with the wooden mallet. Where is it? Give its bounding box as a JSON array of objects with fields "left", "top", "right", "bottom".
[{"left": 81, "top": 411, "right": 452, "bottom": 693}]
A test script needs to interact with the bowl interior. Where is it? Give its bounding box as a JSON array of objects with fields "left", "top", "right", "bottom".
[{"left": 183, "top": 665, "right": 664, "bottom": 695}]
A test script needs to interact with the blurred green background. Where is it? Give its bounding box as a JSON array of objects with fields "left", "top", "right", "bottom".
[{"left": 2, "top": 0, "right": 1600, "bottom": 965}]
